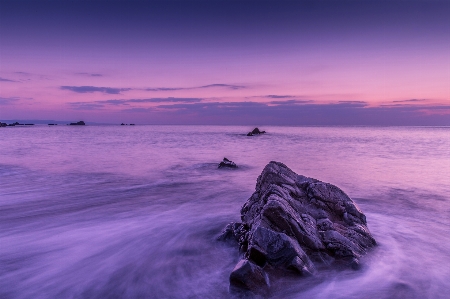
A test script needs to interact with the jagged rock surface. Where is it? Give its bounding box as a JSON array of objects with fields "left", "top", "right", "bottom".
[{"left": 220, "top": 161, "right": 376, "bottom": 292}]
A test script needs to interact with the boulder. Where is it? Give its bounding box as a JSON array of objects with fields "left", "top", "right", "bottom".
[
  {"left": 218, "top": 157, "right": 238, "bottom": 169},
  {"left": 219, "top": 161, "right": 376, "bottom": 292},
  {"left": 247, "top": 127, "right": 266, "bottom": 136}
]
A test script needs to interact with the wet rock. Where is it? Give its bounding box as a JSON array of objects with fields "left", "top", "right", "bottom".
[
  {"left": 229, "top": 259, "right": 270, "bottom": 294},
  {"left": 220, "top": 161, "right": 376, "bottom": 293},
  {"left": 0, "top": 122, "right": 7, "bottom": 127},
  {"left": 247, "top": 127, "right": 266, "bottom": 136},
  {"left": 218, "top": 158, "right": 238, "bottom": 169},
  {"left": 217, "top": 222, "right": 241, "bottom": 243}
]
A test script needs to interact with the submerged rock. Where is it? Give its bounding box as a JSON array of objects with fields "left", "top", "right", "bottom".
[
  {"left": 247, "top": 127, "right": 266, "bottom": 136},
  {"left": 218, "top": 158, "right": 238, "bottom": 169},
  {"left": 219, "top": 161, "right": 376, "bottom": 293}
]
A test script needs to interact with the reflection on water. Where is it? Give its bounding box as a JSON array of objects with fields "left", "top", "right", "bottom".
[{"left": 0, "top": 126, "right": 449, "bottom": 298}]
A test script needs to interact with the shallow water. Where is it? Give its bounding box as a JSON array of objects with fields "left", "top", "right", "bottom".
[{"left": 0, "top": 125, "right": 449, "bottom": 298}]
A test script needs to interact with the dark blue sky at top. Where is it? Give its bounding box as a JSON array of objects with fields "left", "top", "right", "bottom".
[{"left": 2, "top": 0, "right": 448, "bottom": 54}]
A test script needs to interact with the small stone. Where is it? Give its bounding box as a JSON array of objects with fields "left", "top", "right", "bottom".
[{"left": 218, "top": 157, "right": 238, "bottom": 169}]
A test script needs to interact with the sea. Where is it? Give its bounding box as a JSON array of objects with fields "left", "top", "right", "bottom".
[{"left": 0, "top": 125, "right": 449, "bottom": 299}]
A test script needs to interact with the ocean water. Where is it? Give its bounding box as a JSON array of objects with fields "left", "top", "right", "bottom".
[{"left": 0, "top": 125, "right": 449, "bottom": 299}]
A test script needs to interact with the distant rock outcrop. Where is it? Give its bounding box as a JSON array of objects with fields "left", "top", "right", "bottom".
[
  {"left": 69, "top": 121, "right": 86, "bottom": 126},
  {"left": 1, "top": 122, "right": 33, "bottom": 127},
  {"left": 219, "top": 161, "right": 376, "bottom": 294},
  {"left": 218, "top": 158, "right": 238, "bottom": 169},
  {"left": 247, "top": 127, "right": 266, "bottom": 136}
]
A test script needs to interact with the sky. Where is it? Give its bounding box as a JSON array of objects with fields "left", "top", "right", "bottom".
[{"left": 0, "top": 0, "right": 449, "bottom": 125}]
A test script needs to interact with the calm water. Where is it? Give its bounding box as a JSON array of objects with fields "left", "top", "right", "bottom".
[{"left": 0, "top": 125, "right": 449, "bottom": 298}]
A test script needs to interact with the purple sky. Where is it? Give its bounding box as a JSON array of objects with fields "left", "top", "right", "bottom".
[{"left": 0, "top": 0, "right": 449, "bottom": 125}]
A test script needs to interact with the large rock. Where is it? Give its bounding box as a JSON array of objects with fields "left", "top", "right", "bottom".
[{"left": 220, "top": 161, "right": 376, "bottom": 293}]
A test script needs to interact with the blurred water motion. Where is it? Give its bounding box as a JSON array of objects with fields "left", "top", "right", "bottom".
[{"left": 0, "top": 125, "right": 449, "bottom": 298}]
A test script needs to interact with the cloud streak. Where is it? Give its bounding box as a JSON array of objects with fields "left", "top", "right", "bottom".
[
  {"left": 200, "top": 84, "right": 245, "bottom": 90},
  {"left": 145, "top": 83, "right": 245, "bottom": 91},
  {"left": 0, "top": 77, "right": 17, "bottom": 82},
  {"left": 76, "top": 72, "right": 103, "bottom": 77},
  {"left": 269, "top": 99, "right": 313, "bottom": 105},
  {"left": 61, "top": 83, "right": 245, "bottom": 95},
  {"left": 61, "top": 86, "right": 132, "bottom": 94},
  {"left": 0, "top": 97, "right": 21, "bottom": 105},
  {"left": 265, "top": 95, "right": 293, "bottom": 99},
  {"left": 392, "top": 99, "right": 427, "bottom": 103},
  {"left": 68, "top": 97, "right": 204, "bottom": 110}
]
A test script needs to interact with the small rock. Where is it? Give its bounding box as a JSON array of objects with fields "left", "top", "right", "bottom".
[
  {"left": 247, "top": 127, "right": 266, "bottom": 136},
  {"left": 69, "top": 121, "right": 85, "bottom": 126},
  {"left": 218, "top": 158, "right": 238, "bottom": 169}
]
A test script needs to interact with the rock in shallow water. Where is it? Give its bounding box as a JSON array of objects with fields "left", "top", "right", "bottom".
[
  {"left": 218, "top": 157, "right": 238, "bottom": 169},
  {"left": 219, "top": 161, "right": 376, "bottom": 293},
  {"left": 247, "top": 127, "right": 266, "bottom": 136}
]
